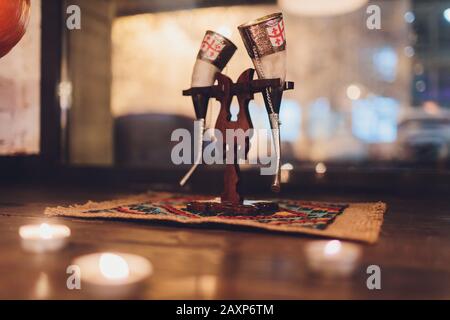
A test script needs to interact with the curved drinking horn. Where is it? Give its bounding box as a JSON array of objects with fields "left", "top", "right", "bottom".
[
  {"left": 238, "top": 12, "right": 286, "bottom": 193},
  {"left": 180, "top": 30, "right": 237, "bottom": 186}
]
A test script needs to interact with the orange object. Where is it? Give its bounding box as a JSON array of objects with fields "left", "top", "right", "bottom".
[{"left": 0, "top": 0, "right": 30, "bottom": 58}]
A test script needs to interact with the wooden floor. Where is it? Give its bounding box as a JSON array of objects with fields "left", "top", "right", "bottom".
[{"left": 0, "top": 183, "right": 449, "bottom": 299}]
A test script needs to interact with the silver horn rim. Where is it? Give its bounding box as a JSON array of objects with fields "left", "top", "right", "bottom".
[{"left": 269, "top": 113, "right": 281, "bottom": 193}]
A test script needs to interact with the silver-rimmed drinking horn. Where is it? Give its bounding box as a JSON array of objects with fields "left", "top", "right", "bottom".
[
  {"left": 238, "top": 13, "right": 286, "bottom": 192},
  {"left": 180, "top": 30, "right": 237, "bottom": 186}
]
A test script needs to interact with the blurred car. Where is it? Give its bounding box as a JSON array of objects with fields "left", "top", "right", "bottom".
[{"left": 397, "top": 111, "right": 450, "bottom": 163}]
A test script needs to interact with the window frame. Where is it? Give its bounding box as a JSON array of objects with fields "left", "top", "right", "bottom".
[{"left": 1, "top": 0, "right": 449, "bottom": 196}]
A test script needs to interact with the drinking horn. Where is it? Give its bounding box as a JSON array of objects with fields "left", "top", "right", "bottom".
[
  {"left": 238, "top": 12, "right": 287, "bottom": 192},
  {"left": 180, "top": 30, "right": 237, "bottom": 186}
]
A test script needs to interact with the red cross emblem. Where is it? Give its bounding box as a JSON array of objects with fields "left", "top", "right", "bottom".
[
  {"left": 200, "top": 34, "right": 225, "bottom": 61},
  {"left": 266, "top": 20, "right": 285, "bottom": 47}
]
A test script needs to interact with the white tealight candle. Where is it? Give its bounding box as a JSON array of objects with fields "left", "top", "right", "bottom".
[
  {"left": 73, "top": 252, "right": 153, "bottom": 298},
  {"left": 305, "top": 240, "right": 362, "bottom": 277},
  {"left": 19, "top": 223, "right": 71, "bottom": 253},
  {"left": 99, "top": 253, "right": 130, "bottom": 280}
]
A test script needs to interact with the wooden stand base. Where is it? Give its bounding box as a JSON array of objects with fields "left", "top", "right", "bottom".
[
  {"left": 186, "top": 201, "right": 279, "bottom": 216},
  {"left": 182, "top": 69, "right": 294, "bottom": 215}
]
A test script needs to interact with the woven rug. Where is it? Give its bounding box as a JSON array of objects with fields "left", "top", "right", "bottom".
[{"left": 45, "top": 192, "right": 387, "bottom": 243}]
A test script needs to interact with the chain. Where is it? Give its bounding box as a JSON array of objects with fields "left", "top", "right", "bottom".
[
  {"left": 252, "top": 46, "right": 282, "bottom": 190},
  {"left": 252, "top": 46, "right": 276, "bottom": 115}
]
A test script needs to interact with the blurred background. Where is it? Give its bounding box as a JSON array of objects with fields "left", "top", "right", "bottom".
[{"left": 1, "top": 0, "right": 450, "bottom": 190}]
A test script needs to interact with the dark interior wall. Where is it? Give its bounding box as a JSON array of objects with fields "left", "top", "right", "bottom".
[{"left": 66, "top": 0, "right": 115, "bottom": 165}]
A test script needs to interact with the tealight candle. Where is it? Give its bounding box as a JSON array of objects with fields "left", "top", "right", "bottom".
[
  {"left": 19, "top": 223, "right": 71, "bottom": 253},
  {"left": 304, "top": 240, "right": 362, "bottom": 277},
  {"left": 73, "top": 252, "right": 153, "bottom": 298}
]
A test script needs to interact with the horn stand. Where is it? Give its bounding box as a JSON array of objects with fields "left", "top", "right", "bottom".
[{"left": 181, "top": 68, "right": 294, "bottom": 215}]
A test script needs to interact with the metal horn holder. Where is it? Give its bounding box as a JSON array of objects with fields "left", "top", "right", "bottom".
[{"left": 182, "top": 68, "right": 294, "bottom": 216}]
